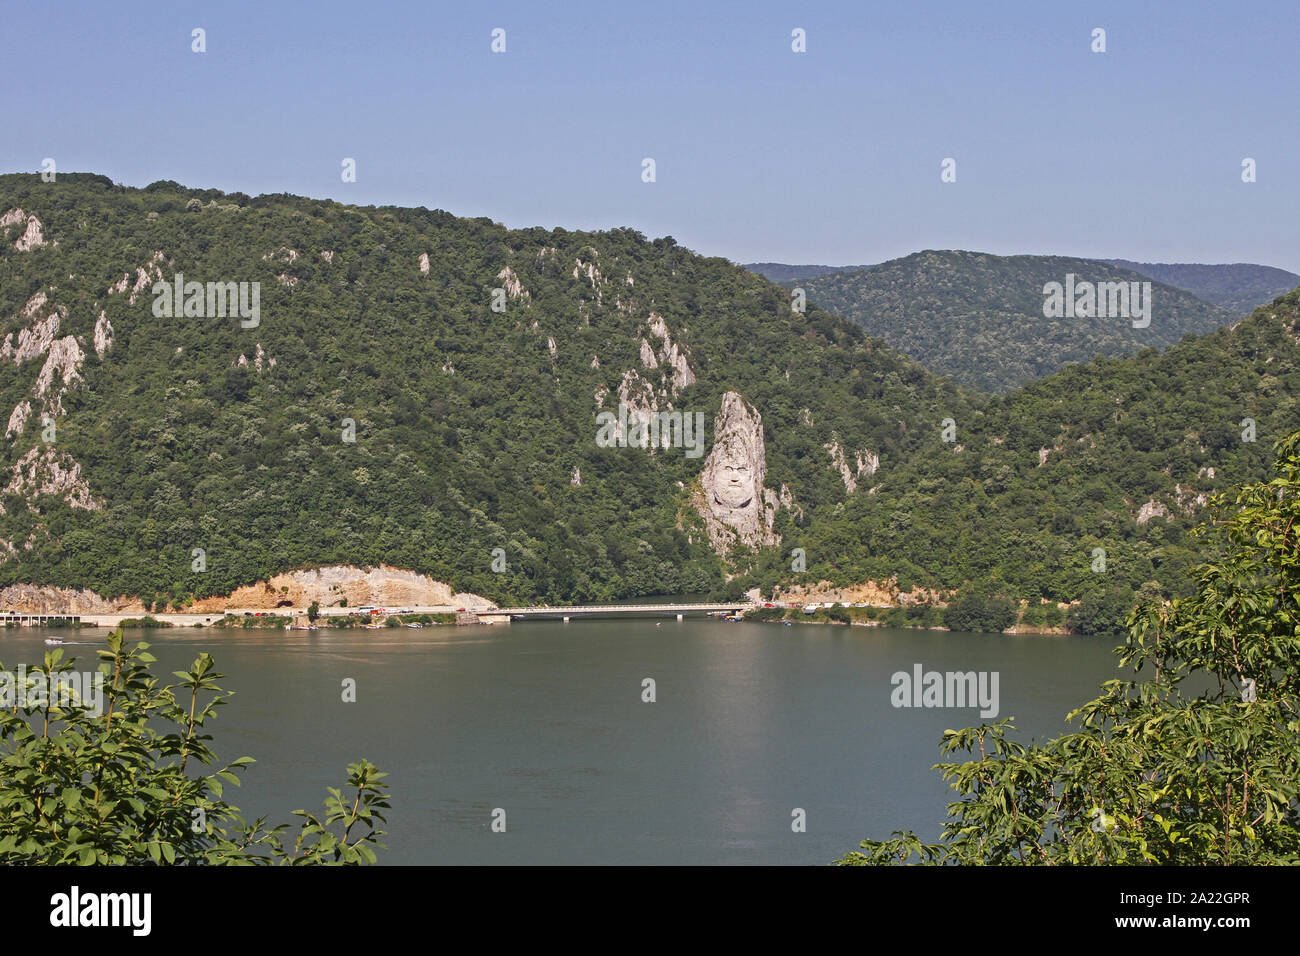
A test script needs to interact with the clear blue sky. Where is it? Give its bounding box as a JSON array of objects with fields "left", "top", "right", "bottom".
[{"left": 3, "top": 0, "right": 1297, "bottom": 270}]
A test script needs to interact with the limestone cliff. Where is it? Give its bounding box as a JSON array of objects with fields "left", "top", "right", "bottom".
[
  {"left": 775, "top": 579, "right": 952, "bottom": 608},
  {"left": 186, "top": 565, "right": 493, "bottom": 611},
  {"left": 0, "top": 566, "right": 490, "bottom": 614},
  {"left": 0, "top": 584, "right": 141, "bottom": 613}
]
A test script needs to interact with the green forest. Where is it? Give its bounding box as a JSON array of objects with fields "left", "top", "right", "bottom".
[
  {"left": 1, "top": 173, "right": 1295, "bottom": 637},
  {"left": 790, "top": 250, "right": 1232, "bottom": 393}
]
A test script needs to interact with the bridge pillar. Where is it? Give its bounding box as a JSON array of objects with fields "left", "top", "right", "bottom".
[
  {"left": 677, "top": 613, "right": 683, "bottom": 621},
  {"left": 563, "top": 616, "right": 569, "bottom": 623}
]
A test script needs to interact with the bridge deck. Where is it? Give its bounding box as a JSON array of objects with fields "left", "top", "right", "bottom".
[{"left": 494, "top": 603, "right": 754, "bottom": 617}]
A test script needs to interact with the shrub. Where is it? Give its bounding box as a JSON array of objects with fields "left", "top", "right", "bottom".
[
  {"left": 0, "top": 631, "right": 389, "bottom": 864},
  {"left": 942, "top": 593, "right": 1018, "bottom": 633}
]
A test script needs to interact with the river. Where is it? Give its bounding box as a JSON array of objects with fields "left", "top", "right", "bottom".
[{"left": 4, "top": 619, "right": 1124, "bottom": 865}]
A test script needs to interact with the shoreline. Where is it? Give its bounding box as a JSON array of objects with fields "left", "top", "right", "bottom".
[
  {"left": 744, "top": 612, "right": 1072, "bottom": 637},
  {"left": 5, "top": 606, "right": 1071, "bottom": 634},
  {"left": 0, "top": 605, "right": 491, "bottom": 630}
]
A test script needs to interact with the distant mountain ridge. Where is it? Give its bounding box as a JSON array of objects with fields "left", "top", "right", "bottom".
[
  {"left": 1097, "top": 260, "right": 1300, "bottom": 315},
  {"left": 746, "top": 257, "right": 1296, "bottom": 319},
  {"left": 742, "top": 262, "right": 871, "bottom": 283},
  {"left": 781, "top": 250, "right": 1233, "bottom": 393}
]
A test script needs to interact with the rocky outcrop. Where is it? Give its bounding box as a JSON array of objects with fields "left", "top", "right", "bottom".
[
  {"left": 35, "top": 336, "right": 85, "bottom": 411},
  {"left": 234, "top": 343, "right": 276, "bottom": 372},
  {"left": 572, "top": 254, "right": 604, "bottom": 303},
  {"left": 616, "top": 370, "right": 659, "bottom": 441},
  {"left": 824, "top": 438, "right": 878, "bottom": 493},
  {"left": 15, "top": 216, "right": 47, "bottom": 251},
  {"left": 693, "top": 391, "right": 780, "bottom": 553},
  {"left": 1136, "top": 499, "right": 1169, "bottom": 524},
  {"left": 106, "top": 251, "right": 166, "bottom": 305},
  {"left": 4, "top": 447, "right": 101, "bottom": 511},
  {"left": 186, "top": 565, "right": 493, "bottom": 612},
  {"left": 2, "top": 292, "right": 62, "bottom": 363},
  {"left": 775, "top": 578, "right": 952, "bottom": 609},
  {"left": 3, "top": 209, "right": 50, "bottom": 251},
  {"left": 419, "top": 252, "right": 430, "bottom": 273},
  {"left": 497, "top": 266, "right": 529, "bottom": 300},
  {"left": 93, "top": 312, "right": 114, "bottom": 358},
  {"left": 645, "top": 313, "right": 695, "bottom": 394},
  {"left": 0, "top": 566, "right": 491, "bottom": 614},
  {"left": 0, "top": 584, "right": 142, "bottom": 614},
  {"left": 5, "top": 400, "right": 31, "bottom": 439}
]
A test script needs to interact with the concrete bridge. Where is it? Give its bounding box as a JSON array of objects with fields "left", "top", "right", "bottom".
[
  {"left": 483, "top": 602, "right": 755, "bottom": 623},
  {"left": 0, "top": 612, "right": 84, "bottom": 626}
]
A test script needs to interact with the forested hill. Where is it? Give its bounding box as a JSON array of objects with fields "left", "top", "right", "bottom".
[
  {"left": 742, "top": 262, "right": 869, "bottom": 283},
  {"left": 1098, "top": 259, "right": 1300, "bottom": 316},
  {"left": 789, "top": 250, "right": 1233, "bottom": 393},
  {"left": 2, "top": 173, "right": 1294, "bottom": 629},
  {"left": 0, "top": 173, "right": 968, "bottom": 607},
  {"left": 742, "top": 286, "right": 1300, "bottom": 630}
]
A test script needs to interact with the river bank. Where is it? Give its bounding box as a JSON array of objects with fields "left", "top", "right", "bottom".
[{"left": 744, "top": 604, "right": 1072, "bottom": 636}]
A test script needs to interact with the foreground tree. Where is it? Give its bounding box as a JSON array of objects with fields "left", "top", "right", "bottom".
[
  {"left": 0, "top": 631, "right": 389, "bottom": 864},
  {"left": 837, "top": 432, "right": 1300, "bottom": 865}
]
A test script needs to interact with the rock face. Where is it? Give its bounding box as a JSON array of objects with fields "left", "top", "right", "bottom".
[
  {"left": 0, "top": 565, "right": 489, "bottom": 614},
  {"left": 645, "top": 313, "right": 695, "bottom": 394},
  {"left": 93, "top": 312, "right": 114, "bottom": 358},
  {"left": 497, "top": 266, "right": 528, "bottom": 299},
  {"left": 187, "top": 565, "right": 493, "bottom": 612},
  {"left": 0, "top": 584, "right": 142, "bottom": 613},
  {"left": 693, "top": 391, "right": 779, "bottom": 553},
  {"left": 824, "top": 438, "right": 879, "bottom": 493},
  {"left": 5, "top": 400, "right": 31, "bottom": 439},
  {"left": 1136, "top": 499, "right": 1169, "bottom": 524},
  {"left": 2, "top": 292, "right": 62, "bottom": 363},
  {"left": 775, "top": 579, "right": 952, "bottom": 608},
  {"left": 4, "top": 447, "right": 101, "bottom": 511}
]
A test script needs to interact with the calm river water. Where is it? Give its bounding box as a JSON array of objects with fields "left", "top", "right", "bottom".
[{"left": 5, "top": 619, "right": 1124, "bottom": 865}]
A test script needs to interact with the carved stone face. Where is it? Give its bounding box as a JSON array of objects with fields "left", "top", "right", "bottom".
[
  {"left": 712, "top": 452, "right": 754, "bottom": 510},
  {"left": 694, "top": 390, "right": 778, "bottom": 553}
]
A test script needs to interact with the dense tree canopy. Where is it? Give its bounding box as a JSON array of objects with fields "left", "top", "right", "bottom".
[
  {"left": 791, "top": 250, "right": 1232, "bottom": 393},
  {"left": 1, "top": 174, "right": 1297, "bottom": 630}
]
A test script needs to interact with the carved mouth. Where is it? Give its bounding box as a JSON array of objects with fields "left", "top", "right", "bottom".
[{"left": 715, "top": 494, "right": 753, "bottom": 510}]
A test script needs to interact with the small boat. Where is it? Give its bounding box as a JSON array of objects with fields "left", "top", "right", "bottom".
[
  {"left": 783, "top": 621, "right": 793, "bottom": 627},
  {"left": 363, "top": 624, "right": 382, "bottom": 630},
  {"left": 404, "top": 623, "right": 423, "bottom": 628},
  {"left": 44, "top": 637, "right": 63, "bottom": 645}
]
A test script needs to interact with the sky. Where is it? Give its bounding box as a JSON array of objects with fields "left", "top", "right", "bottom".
[{"left": 3, "top": 0, "right": 1297, "bottom": 270}]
